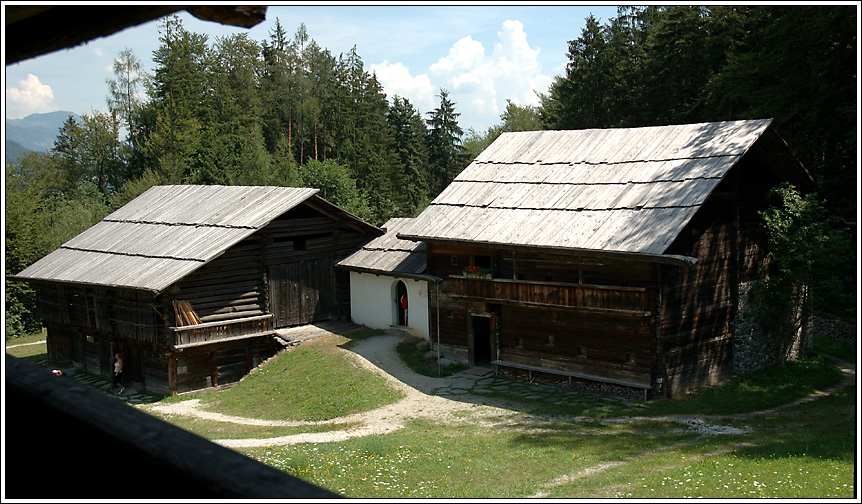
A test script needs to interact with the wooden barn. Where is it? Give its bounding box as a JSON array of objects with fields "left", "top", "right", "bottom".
[
  {"left": 398, "top": 119, "right": 815, "bottom": 398},
  {"left": 9, "top": 185, "right": 383, "bottom": 395},
  {"left": 336, "top": 218, "right": 432, "bottom": 340}
]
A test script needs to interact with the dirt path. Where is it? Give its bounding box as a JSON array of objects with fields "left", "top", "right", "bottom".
[
  {"left": 148, "top": 334, "right": 522, "bottom": 448},
  {"left": 145, "top": 333, "right": 856, "bottom": 449}
]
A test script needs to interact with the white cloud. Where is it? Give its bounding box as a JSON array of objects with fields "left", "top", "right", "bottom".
[
  {"left": 429, "top": 35, "right": 485, "bottom": 74},
  {"left": 370, "top": 60, "right": 436, "bottom": 115},
  {"left": 5, "top": 74, "right": 56, "bottom": 119},
  {"left": 373, "top": 19, "right": 552, "bottom": 132}
]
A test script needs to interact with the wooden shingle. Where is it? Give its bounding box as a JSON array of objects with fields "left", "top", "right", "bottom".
[{"left": 399, "top": 119, "right": 808, "bottom": 262}]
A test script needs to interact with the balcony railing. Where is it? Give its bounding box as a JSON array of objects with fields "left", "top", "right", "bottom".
[
  {"left": 169, "top": 314, "right": 275, "bottom": 348},
  {"left": 450, "top": 276, "right": 655, "bottom": 315}
]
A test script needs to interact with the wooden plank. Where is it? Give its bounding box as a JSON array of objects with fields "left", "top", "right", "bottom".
[{"left": 492, "top": 359, "right": 651, "bottom": 389}]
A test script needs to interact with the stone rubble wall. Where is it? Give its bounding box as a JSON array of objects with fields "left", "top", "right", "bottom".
[
  {"left": 811, "top": 316, "right": 857, "bottom": 344},
  {"left": 733, "top": 281, "right": 814, "bottom": 376}
]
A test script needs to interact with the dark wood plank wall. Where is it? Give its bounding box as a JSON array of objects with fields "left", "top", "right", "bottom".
[
  {"left": 261, "top": 204, "right": 373, "bottom": 326},
  {"left": 498, "top": 305, "right": 653, "bottom": 386},
  {"left": 171, "top": 337, "right": 277, "bottom": 394},
  {"left": 427, "top": 242, "right": 657, "bottom": 386},
  {"left": 168, "top": 238, "right": 267, "bottom": 324},
  {"left": 37, "top": 285, "right": 162, "bottom": 345},
  {"left": 660, "top": 157, "right": 774, "bottom": 396}
]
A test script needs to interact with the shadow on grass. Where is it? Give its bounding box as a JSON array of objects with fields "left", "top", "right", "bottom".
[
  {"left": 625, "top": 355, "right": 846, "bottom": 417},
  {"left": 732, "top": 385, "right": 856, "bottom": 461}
]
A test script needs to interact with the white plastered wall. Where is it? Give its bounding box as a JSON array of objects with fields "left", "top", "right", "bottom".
[{"left": 348, "top": 271, "right": 429, "bottom": 340}]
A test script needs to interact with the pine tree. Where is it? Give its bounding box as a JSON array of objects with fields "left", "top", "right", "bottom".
[
  {"left": 425, "top": 89, "right": 465, "bottom": 198},
  {"left": 387, "top": 95, "right": 430, "bottom": 215},
  {"left": 147, "top": 14, "right": 208, "bottom": 182}
]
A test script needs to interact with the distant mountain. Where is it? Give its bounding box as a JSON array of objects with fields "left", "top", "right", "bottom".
[
  {"left": 5, "top": 139, "right": 32, "bottom": 164},
  {"left": 5, "top": 110, "right": 80, "bottom": 159}
]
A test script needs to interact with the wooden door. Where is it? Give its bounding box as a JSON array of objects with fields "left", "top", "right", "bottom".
[
  {"left": 470, "top": 314, "right": 493, "bottom": 367},
  {"left": 99, "top": 339, "right": 113, "bottom": 377},
  {"left": 269, "top": 257, "right": 334, "bottom": 328},
  {"left": 269, "top": 262, "right": 300, "bottom": 327}
]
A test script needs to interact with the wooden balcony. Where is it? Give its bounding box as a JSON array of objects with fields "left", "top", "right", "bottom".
[
  {"left": 169, "top": 314, "right": 275, "bottom": 348},
  {"left": 450, "top": 276, "right": 655, "bottom": 315}
]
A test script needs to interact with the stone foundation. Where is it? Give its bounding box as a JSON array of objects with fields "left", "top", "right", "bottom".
[{"left": 733, "top": 281, "right": 813, "bottom": 376}]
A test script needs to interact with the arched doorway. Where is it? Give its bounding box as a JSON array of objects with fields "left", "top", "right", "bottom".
[{"left": 395, "top": 280, "right": 408, "bottom": 326}]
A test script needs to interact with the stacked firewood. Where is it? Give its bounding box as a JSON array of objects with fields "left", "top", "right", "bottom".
[{"left": 172, "top": 300, "right": 202, "bottom": 326}]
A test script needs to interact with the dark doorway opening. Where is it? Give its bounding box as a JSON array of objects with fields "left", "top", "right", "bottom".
[
  {"left": 471, "top": 315, "right": 492, "bottom": 367},
  {"left": 396, "top": 281, "right": 408, "bottom": 326}
]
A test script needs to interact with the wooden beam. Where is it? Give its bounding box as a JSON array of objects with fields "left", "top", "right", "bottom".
[
  {"left": 5, "top": 5, "right": 267, "bottom": 64},
  {"left": 4, "top": 354, "right": 339, "bottom": 499}
]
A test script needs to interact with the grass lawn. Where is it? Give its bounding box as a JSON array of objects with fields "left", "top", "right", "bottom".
[
  {"left": 8, "top": 329, "right": 857, "bottom": 498},
  {"left": 242, "top": 385, "right": 856, "bottom": 498},
  {"left": 228, "top": 331, "right": 855, "bottom": 499},
  {"left": 190, "top": 332, "right": 404, "bottom": 422},
  {"left": 4, "top": 332, "right": 48, "bottom": 361}
]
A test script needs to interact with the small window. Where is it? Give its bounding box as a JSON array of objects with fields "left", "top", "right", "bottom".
[
  {"left": 577, "top": 345, "right": 587, "bottom": 358},
  {"left": 545, "top": 274, "right": 555, "bottom": 282},
  {"left": 516, "top": 337, "right": 524, "bottom": 349},
  {"left": 447, "top": 309, "right": 454, "bottom": 319},
  {"left": 626, "top": 352, "right": 636, "bottom": 364},
  {"left": 473, "top": 255, "right": 492, "bottom": 269},
  {"left": 546, "top": 335, "right": 554, "bottom": 346},
  {"left": 451, "top": 256, "right": 459, "bottom": 266}
]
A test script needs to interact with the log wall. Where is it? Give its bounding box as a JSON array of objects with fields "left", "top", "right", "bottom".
[
  {"left": 427, "top": 242, "right": 657, "bottom": 389},
  {"left": 660, "top": 158, "right": 775, "bottom": 396},
  {"left": 168, "top": 238, "right": 267, "bottom": 324},
  {"left": 37, "top": 285, "right": 162, "bottom": 346}
]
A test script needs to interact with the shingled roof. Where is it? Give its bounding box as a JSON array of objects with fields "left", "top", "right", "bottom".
[
  {"left": 10, "top": 185, "right": 381, "bottom": 293},
  {"left": 398, "top": 119, "right": 810, "bottom": 264},
  {"left": 336, "top": 217, "right": 426, "bottom": 278}
]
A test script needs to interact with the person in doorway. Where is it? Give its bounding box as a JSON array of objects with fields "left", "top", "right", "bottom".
[
  {"left": 400, "top": 294, "right": 409, "bottom": 326},
  {"left": 113, "top": 353, "right": 125, "bottom": 394}
]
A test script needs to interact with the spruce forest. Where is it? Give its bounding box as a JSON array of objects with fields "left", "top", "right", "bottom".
[{"left": 5, "top": 6, "right": 857, "bottom": 338}]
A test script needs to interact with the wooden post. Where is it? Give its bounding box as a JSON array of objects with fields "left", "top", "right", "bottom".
[
  {"left": 210, "top": 351, "right": 218, "bottom": 387},
  {"left": 168, "top": 353, "right": 178, "bottom": 396},
  {"left": 654, "top": 264, "right": 665, "bottom": 400}
]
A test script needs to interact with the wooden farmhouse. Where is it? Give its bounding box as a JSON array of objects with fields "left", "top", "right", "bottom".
[
  {"left": 9, "top": 185, "right": 383, "bottom": 395},
  {"left": 398, "top": 119, "right": 815, "bottom": 398},
  {"left": 336, "top": 218, "right": 431, "bottom": 341}
]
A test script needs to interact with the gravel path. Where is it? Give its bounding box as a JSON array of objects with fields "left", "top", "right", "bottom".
[
  {"left": 145, "top": 332, "right": 857, "bottom": 449},
  {"left": 149, "top": 333, "right": 520, "bottom": 448}
]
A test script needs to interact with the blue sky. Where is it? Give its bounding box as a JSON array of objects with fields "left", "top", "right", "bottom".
[{"left": 4, "top": 3, "right": 621, "bottom": 133}]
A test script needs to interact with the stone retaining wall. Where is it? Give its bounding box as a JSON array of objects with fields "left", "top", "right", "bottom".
[{"left": 811, "top": 316, "right": 857, "bottom": 344}]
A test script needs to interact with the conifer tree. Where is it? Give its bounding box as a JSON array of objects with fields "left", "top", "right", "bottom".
[{"left": 425, "top": 89, "right": 465, "bottom": 198}]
